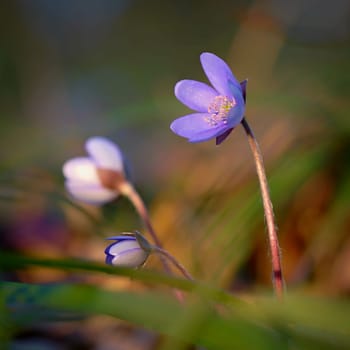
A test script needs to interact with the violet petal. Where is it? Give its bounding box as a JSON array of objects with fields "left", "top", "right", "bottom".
[
  {"left": 170, "top": 113, "right": 226, "bottom": 141},
  {"left": 216, "top": 128, "right": 234, "bottom": 145},
  {"left": 106, "top": 236, "right": 136, "bottom": 241},
  {"left": 106, "top": 240, "right": 148, "bottom": 267},
  {"left": 65, "top": 181, "right": 118, "bottom": 205},
  {"left": 63, "top": 157, "right": 100, "bottom": 184},
  {"left": 175, "top": 80, "right": 218, "bottom": 112},
  {"left": 200, "top": 52, "right": 241, "bottom": 97},
  {"left": 188, "top": 126, "right": 230, "bottom": 143},
  {"left": 240, "top": 79, "right": 248, "bottom": 104},
  {"left": 86, "top": 137, "right": 124, "bottom": 172},
  {"left": 105, "top": 254, "right": 114, "bottom": 265}
]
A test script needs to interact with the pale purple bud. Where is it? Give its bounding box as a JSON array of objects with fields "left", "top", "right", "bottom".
[
  {"left": 62, "top": 137, "right": 125, "bottom": 205},
  {"left": 105, "top": 234, "right": 149, "bottom": 268}
]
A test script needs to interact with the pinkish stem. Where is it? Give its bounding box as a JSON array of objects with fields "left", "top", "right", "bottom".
[
  {"left": 119, "top": 182, "right": 185, "bottom": 301},
  {"left": 241, "top": 118, "right": 285, "bottom": 298}
]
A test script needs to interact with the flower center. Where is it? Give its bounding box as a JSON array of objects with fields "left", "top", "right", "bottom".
[{"left": 206, "top": 96, "right": 236, "bottom": 126}]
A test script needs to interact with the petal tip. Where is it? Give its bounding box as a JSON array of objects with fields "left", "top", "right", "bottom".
[
  {"left": 200, "top": 52, "right": 214, "bottom": 60},
  {"left": 200, "top": 52, "right": 221, "bottom": 66},
  {"left": 174, "top": 80, "right": 185, "bottom": 99},
  {"left": 169, "top": 120, "right": 177, "bottom": 133},
  {"left": 85, "top": 136, "right": 114, "bottom": 152},
  {"left": 85, "top": 136, "right": 124, "bottom": 172},
  {"left": 62, "top": 157, "right": 96, "bottom": 182}
]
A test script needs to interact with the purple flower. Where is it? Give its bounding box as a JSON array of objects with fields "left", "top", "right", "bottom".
[
  {"left": 105, "top": 235, "right": 149, "bottom": 267},
  {"left": 170, "top": 52, "right": 246, "bottom": 145},
  {"left": 63, "top": 137, "right": 125, "bottom": 205}
]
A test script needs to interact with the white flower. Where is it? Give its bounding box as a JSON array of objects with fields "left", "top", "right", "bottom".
[
  {"left": 63, "top": 137, "right": 125, "bottom": 205},
  {"left": 105, "top": 235, "right": 149, "bottom": 267}
]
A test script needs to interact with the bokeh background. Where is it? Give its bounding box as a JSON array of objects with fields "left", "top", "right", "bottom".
[{"left": 1, "top": 0, "right": 349, "bottom": 348}]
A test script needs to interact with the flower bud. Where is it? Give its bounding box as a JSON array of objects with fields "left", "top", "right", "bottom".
[
  {"left": 104, "top": 234, "right": 150, "bottom": 268},
  {"left": 63, "top": 137, "right": 126, "bottom": 205}
]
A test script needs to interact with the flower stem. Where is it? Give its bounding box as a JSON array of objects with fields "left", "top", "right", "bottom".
[
  {"left": 153, "top": 247, "right": 194, "bottom": 281},
  {"left": 119, "top": 181, "right": 185, "bottom": 301},
  {"left": 241, "top": 117, "right": 285, "bottom": 298},
  {"left": 119, "top": 182, "right": 163, "bottom": 247}
]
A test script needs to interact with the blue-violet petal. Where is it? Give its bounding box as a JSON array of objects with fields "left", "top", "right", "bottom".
[
  {"left": 170, "top": 113, "right": 226, "bottom": 140},
  {"left": 200, "top": 52, "right": 241, "bottom": 97},
  {"left": 170, "top": 113, "right": 228, "bottom": 142},
  {"left": 175, "top": 80, "right": 218, "bottom": 112}
]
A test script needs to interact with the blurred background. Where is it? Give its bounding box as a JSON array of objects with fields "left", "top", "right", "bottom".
[{"left": 0, "top": 0, "right": 349, "bottom": 348}]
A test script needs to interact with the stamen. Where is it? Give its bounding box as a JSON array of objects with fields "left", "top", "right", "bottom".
[{"left": 205, "top": 96, "right": 236, "bottom": 126}]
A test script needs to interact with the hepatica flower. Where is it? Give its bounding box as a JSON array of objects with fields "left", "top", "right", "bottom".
[
  {"left": 63, "top": 137, "right": 125, "bottom": 205},
  {"left": 170, "top": 52, "right": 246, "bottom": 144},
  {"left": 105, "top": 235, "right": 149, "bottom": 267}
]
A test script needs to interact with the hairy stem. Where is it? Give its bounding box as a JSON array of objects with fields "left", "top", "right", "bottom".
[
  {"left": 119, "top": 181, "right": 184, "bottom": 301},
  {"left": 119, "top": 182, "right": 162, "bottom": 247},
  {"left": 241, "top": 117, "right": 285, "bottom": 298},
  {"left": 153, "top": 247, "right": 194, "bottom": 281}
]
